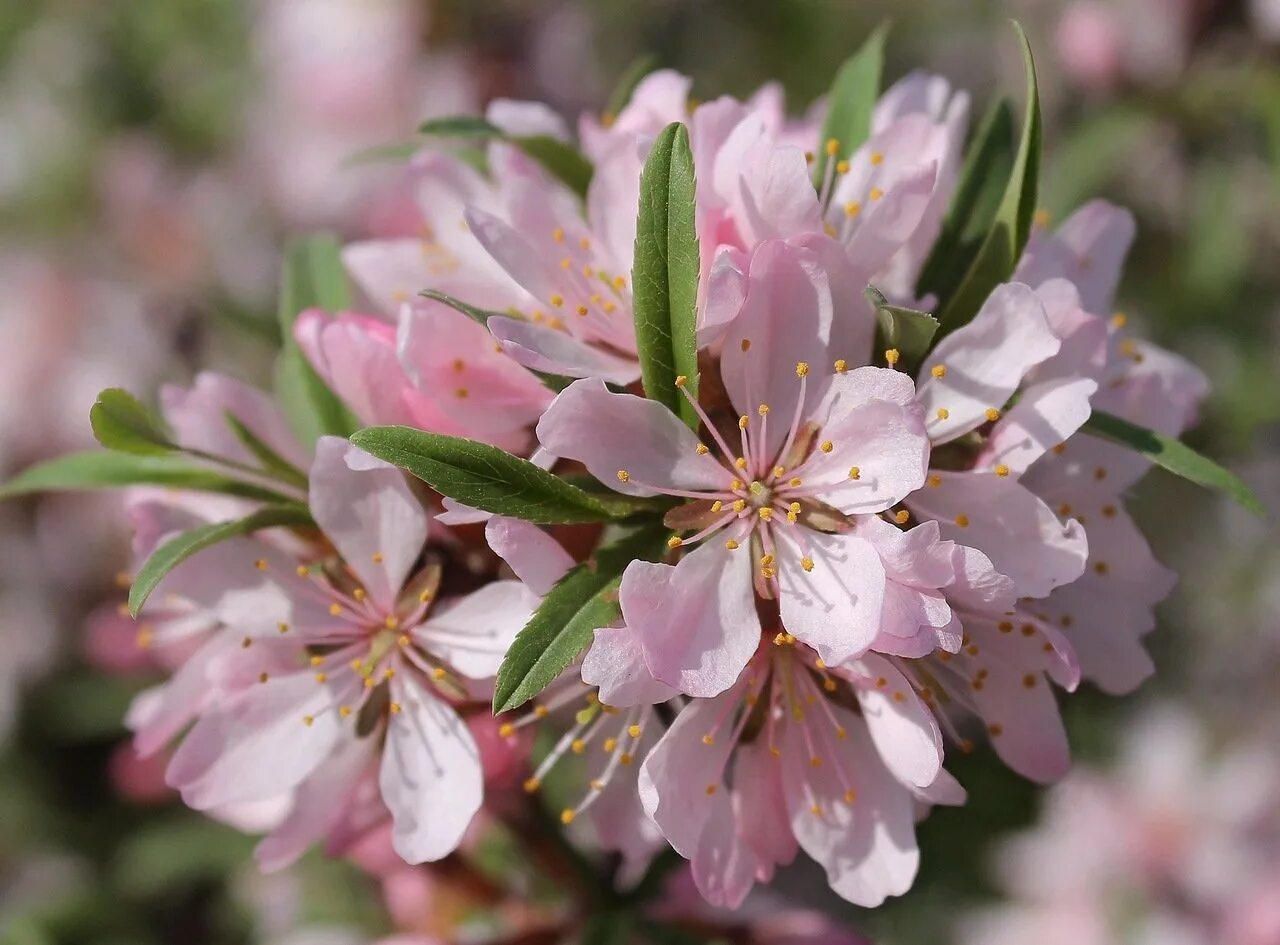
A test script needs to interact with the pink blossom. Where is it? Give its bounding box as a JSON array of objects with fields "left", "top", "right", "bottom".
[{"left": 540, "top": 240, "right": 933, "bottom": 695}]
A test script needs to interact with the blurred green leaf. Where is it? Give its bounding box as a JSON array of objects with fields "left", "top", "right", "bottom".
[
  {"left": 812, "top": 21, "right": 888, "bottom": 186},
  {"left": 89, "top": 389, "right": 175, "bottom": 456}
]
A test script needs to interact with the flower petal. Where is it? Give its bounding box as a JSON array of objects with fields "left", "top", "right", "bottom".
[
  {"left": 380, "top": 675, "right": 483, "bottom": 863},
  {"left": 978, "top": 376, "right": 1098, "bottom": 475},
  {"left": 309, "top": 437, "right": 428, "bottom": 609},
  {"left": 415, "top": 581, "right": 536, "bottom": 679},
  {"left": 581, "top": 625, "right": 679, "bottom": 708},
  {"left": 916, "top": 282, "right": 1061, "bottom": 444},
  {"left": 484, "top": 517, "right": 575, "bottom": 596},
  {"left": 775, "top": 530, "right": 885, "bottom": 665},
  {"left": 488, "top": 315, "right": 641, "bottom": 385},
  {"left": 851, "top": 653, "right": 943, "bottom": 788},
  {"left": 536, "top": 379, "right": 731, "bottom": 497},
  {"left": 1016, "top": 200, "right": 1135, "bottom": 315}
]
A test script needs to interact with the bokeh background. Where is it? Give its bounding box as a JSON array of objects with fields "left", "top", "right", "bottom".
[{"left": 1, "top": 2, "right": 1277, "bottom": 944}]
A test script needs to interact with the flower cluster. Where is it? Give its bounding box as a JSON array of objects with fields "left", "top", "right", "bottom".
[{"left": 8, "top": 34, "right": 1232, "bottom": 929}]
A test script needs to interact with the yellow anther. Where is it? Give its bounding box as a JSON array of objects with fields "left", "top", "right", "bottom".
[
  {"left": 801, "top": 557, "right": 815, "bottom": 573},
  {"left": 870, "top": 187, "right": 884, "bottom": 201},
  {"left": 498, "top": 723, "right": 515, "bottom": 738},
  {"left": 825, "top": 137, "right": 840, "bottom": 156},
  {"left": 627, "top": 724, "right": 642, "bottom": 738},
  {"left": 823, "top": 677, "right": 837, "bottom": 692},
  {"left": 734, "top": 457, "right": 748, "bottom": 470},
  {"left": 738, "top": 415, "right": 750, "bottom": 430},
  {"left": 936, "top": 408, "right": 950, "bottom": 420},
  {"left": 757, "top": 403, "right": 770, "bottom": 416},
  {"left": 695, "top": 443, "right": 709, "bottom": 455},
  {"left": 560, "top": 808, "right": 576, "bottom": 824},
  {"left": 339, "top": 706, "right": 352, "bottom": 718},
  {"left": 254, "top": 559, "right": 268, "bottom": 571},
  {"left": 994, "top": 464, "right": 1011, "bottom": 478},
  {"left": 870, "top": 151, "right": 884, "bottom": 166},
  {"left": 725, "top": 539, "right": 740, "bottom": 550},
  {"left": 674, "top": 374, "right": 687, "bottom": 387},
  {"left": 571, "top": 739, "right": 586, "bottom": 754},
  {"left": 759, "top": 553, "right": 775, "bottom": 568},
  {"left": 955, "top": 514, "right": 971, "bottom": 528},
  {"left": 397, "top": 635, "right": 410, "bottom": 648},
  {"left": 534, "top": 705, "right": 550, "bottom": 719},
  {"left": 328, "top": 603, "right": 342, "bottom": 617},
  {"left": 616, "top": 469, "right": 631, "bottom": 482},
  {"left": 928, "top": 474, "right": 942, "bottom": 488},
  {"left": 730, "top": 478, "right": 744, "bottom": 491},
  {"left": 454, "top": 387, "right": 469, "bottom": 399},
  {"left": 758, "top": 507, "right": 773, "bottom": 521},
  {"left": 788, "top": 501, "right": 801, "bottom": 514},
  {"left": 523, "top": 777, "right": 541, "bottom": 793},
  {"left": 613, "top": 275, "right": 626, "bottom": 290},
  {"left": 389, "top": 702, "right": 402, "bottom": 714},
  {"left": 795, "top": 361, "right": 810, "bottom": 377},
  {"left": 667, "top": 536, "right": 684, "bottom": 549},
  {"left": 740, "top": 338, "right": 752, "bottom": 352},
  {"left": 314, "top": 672, "right": 327, "bottom": 683},
  {"left": 352, "top": 588, "right": 366, "bottom": 602},
  {"left": 383, "top": 616, "right": 399, "bottom": 631},
  {"left": 278, "top": 622, "right": 290, "bottom": 634},
  {"left": 848, "top": 466, "right": 861, "bottom": 480},
  {"left": 702, "top": 733, "right": 715, "bottom": 746},
  {"left": 579, "top": 236, "right": 590, "bottom": 250},
  {"left": 788, "top": 477, "right": 803, "bottom": 487},
  {"left": 709, "top": 500, "right": 723, "bottom": 514},
  {"left": 1110, "top": 312, "right": 1127, "bottom": 328},
  {"left": 843, "top": 200, "right": 862, "bottom": 218},
  {"left": 310, "top": 655, "right": 324, "bottom": 667},
  {"left": 418, "top": 589, "right": 435, "bottom": 604},
  {"left": 772, "top": 465, "right": 786, "bottom": 478},
  {"left": 433, "top": 667, "right": 447, "bottom": 680},
  {"left": 894, "top": 509, "right": 910, "bottom": 525},
  {"left": 820, "top": 440, "right": 834, "bottom": 453},
  {"left": 843, "top": 788, "right": 857, "bottom": 804},
  {"left": 931, "top": 364, "right": 947, "bottom": 378},
  {"left": 810, "top": 755, "right": 823, "bottom": 767},
  {"left": 985, "top": 407, "right": 1001, "bottom": 422},
  {"left": 884, "top": 348, "right": 900, "bottom": 366},
  {"left": 372, "top": 552, "right": 385, "bottom": 564},
  {"left": 552, "top": 227, "right": 565, "bottom": 243},
  {"left": 259, "top": 672, "right": 270, "bottom": 684},
  {"left": 833, "top": 359, "right": 847, "bottom": 373},
  {"left": 619, "top": 753, "right": 634, "bottom": 765},
  {"left": 302, "top": 715, "right": 314, "bottom": 726},
  {"left": 1033, "top": 208, "right": 1052, "bottom": 228},
  {"left": 603, "top": 737, "right": 618, "bottom": 753},
  {"left": 560, "top": 257, "right": 572, "bottom": 270},
  {"left": 705, "top": 784, "right": 717, "bottom": 795},
  {"left": 296, "top": 565, "right": 309, "bottom": 577},
  {"left": 575, "top": 305, "right": 589, "bottom": 317},
  {"left": 810, "top": 803, "right": 822, "bottom": 816},
  {"left": 732, "top": 499, "right": 746, "bottom": 513}
]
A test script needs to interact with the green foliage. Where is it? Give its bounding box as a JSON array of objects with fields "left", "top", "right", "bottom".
[
  {"left": 631, "top": 122, "right": 701, "bottom": 429},
  {"left": 811, "top": 21, "right": 888, "bottom": 186},
  {"left": 418, "top": 116, "right": 594, "bottom": 197},
  {"left": 492, "top": 524, "right": 670, "bottom": 713},
  {"left": 350, "top": 427, "right": 659, "bottom": 524},
  {"left": 867, "top": 285, "right": 939, "bottom": 374},
  {"left": 88, "top": 389, "right": 175, "bottom": 456}
]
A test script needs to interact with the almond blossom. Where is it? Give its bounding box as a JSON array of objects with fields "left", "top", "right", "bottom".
[{"left": 539, "top": 240, "right": 934, "bottom": 696}]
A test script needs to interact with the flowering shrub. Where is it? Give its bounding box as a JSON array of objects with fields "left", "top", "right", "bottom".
[{"left": 2, "top": 21, "right": 1259, "bottom": 943}]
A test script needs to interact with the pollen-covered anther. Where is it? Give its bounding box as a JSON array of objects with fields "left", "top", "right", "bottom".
[
  {"left": 735, "top": 457, "right": 748, "bottom": 470},
  {"left": 534, "top": 705, "right": 550, "bottom": 719},
  {"left": 328, "top": 603, "right": 342, "bottom": 617},
  {"left": 277, "top": 622, "right": 290, "bottom": 634},
  {"left": 758, "top": 507, "right": 774, "bottom": 522},
  {"left": 575, "top": 305, "right": 589, "bottom": 317},
  {"left": 936, "top": 407, "right": 950, "bottom": 420},
  {"left": 667, "top": 536, "right": 684, "bottom": 549},
  {"left": 372, "top": 552, "right": 385, "bottom": 564},
  {"left": 758, "top": 403, "right": 770, "bottom": 417},
  {"left": 302, "top": 715, "right": 314, "bottom": 727},
  {"left": 825, "top": 137, "right": 840, "bottom": 156},
  {"left": 927, "top": 474, "right": 941, "bottom": 488},
  {"left": 870, "top": 187, "right": 884, "bottom": 201},
  {"left": 498, "top": 723, "right": 515, "bottom": 737},
  {"left": 955, "top": 514, "right": 971, "bottom": 528},
  {"left": 616, "top": 469, "right": 630, "bottom": 483},
  {"left": 254, "top": 558, "right": 268, "bottom": 571},
  {"left": 740, "top": 338, "right": 752, "bottom": 352},
  {"left": 894, "top": 509, "right": 910, "bottom": 525},
  {"left": 801, "top": 556, "right": 815, "bottom": 573},
  {"left": 550, "top": 294, "right": 564, "bottom": 307},
  {"left": 843, "top": 200, "right": 862, "bottom": 218},
  {"left": 788, "top": 476, "right": 803, "bottom": 487},
  {"left": 995, "top": 464, "right": 1011, "bottom": 478},
  {"left": 559, "top": 256, "right": 572, "bottom": 269},
  {"left": 724, "top": 539, "right": 740, "bottom": 550},
  {"left": 985, "top": 407, "right": 1001, "bottom": 422},
  {"left": 619, "top": 752, "right": 634, "bottom": 765},
  {"left": 931, "top": 364, "right": 947, "bottom": 378},
  {"left": 848, "top": 466, "right": 861, "bottom": 480},
  {"left": 732, "top": 499, "right": 747, "bottom": 513},
  {"left": 523, "top": 777, "right": 541, "bottom": 793},
  {"left": 602, "top": 737, "right": 618, "bottom": 752},
  {"left": 352, "top": 588, "right": 367, "bottom": 602},
  {"left": 559, "top": 809, "right": 575, "bottom": 824},
  {"left": 884, "top": 348, "right": 900, "bottom": 366},
  {"left": 704, "top": 784, "right": 717, "bottom": 796},
  {"left": 823, "top": 677, "right": 837, "bottom": 692},
  {"left": 819, "top": 440, "right": 834, "bottom": 453},
  {"left": 295, "top": 565, "right": 309, "bottom": 577},
  {"left": 695, "top": 443, "right": 709, "bottom": 455},
  {"left": 738, "top": 415, "right": 749, "bottom": 430}
]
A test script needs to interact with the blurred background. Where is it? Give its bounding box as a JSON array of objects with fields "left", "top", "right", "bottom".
[{"left": 0, "top": 1, "right": 1277, "bottom": 943}]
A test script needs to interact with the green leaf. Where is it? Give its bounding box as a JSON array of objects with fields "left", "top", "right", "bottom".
[
  {"left": 418, "top": 115, "right": 504, "bottom": 138},
  {"left": 492, "top": 524, "right": 670, "bottom": 713},
  {"left": 350, "top": 426, "right": 656, "bottom": 524},
  {"left": 631, "top": 122, "right": 701, "bottom": 429},
  {"left": 936, "top": 21, "right": 1041, "bottom": 333},
  {"left": 605, "top": 54, "right": 659, "bottom": 120},
  {"left": 812, "top": 21, "right": 889, "bottom": 187},
  {"left": 89, "top": 388, "right": 175, "bottom": 456},
  {"left": 223, "top": 412, "right": 309, "bottom": 489},
  {"left": 128, "top": 504, "right": 314, "bottom": 615},
  {"left": 0, "top": 451, "right": 296, "bottom": 504},
  {"left": 418, "top": 289, "right": 573, "bottom": 393},
  {"left": 274, "top": 235, "right": 360, "bottom": 444},
  {"left": 1082, "top": 411, "right": 1265, "bottom": 516},
  {"left": 418, "top": 116, "right": 594, "bottom": 198},
  {"left": 915, "top": 98, "right": 1015, "bottom": 304},
  {"left": 866, "top": 286, "right": 939, "bottom": 372}
]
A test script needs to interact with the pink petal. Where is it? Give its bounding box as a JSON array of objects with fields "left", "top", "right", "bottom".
[
  {"left": 380, "top": 675, "right": 483, "bottom": 863},
  {"left": 622, "top": 545, "right": 761, "bottom": 698},
  {"left": 309, "top": 437, "right": 427, "bottom": 609},
  {"left": 484, "top": 517, "right": 575, "bottom": 595},
  {"left": 488, "top": 316, "right": 641, "bottom": 385},
  {"left": 907, "top": 470, "right": 1088, "bottom": 599},
  {"left": 719, "top": 241, "right": 835, "bottom": 460},
  {"left": 775, "top": 530, "right": 885, "bottom": 665},
  {"left": 294, "top": 310, "right": 421, "bottom": 428},
  {"left": 485, "top": 99, "right": 570, "bottom": 140},
  {"left": 732, "top": 741, "right": 798, "bottom": 875},
  {"left": 581, "top": 625, "right": 679, "bottom": 708},
  {"left": 691, "top": 797, "right": 759, "bottom": 909},
  {"left": 161, "top": 372, "right": 308, "bottom": 471},
  {"left": 978, "top": 376, "right": 1098, "bottom": 475},
  {"left": 1016, "top": 200, "right": 1135, "bottom": 315},
  {"left": 916, "top": 282, "right": 1061, "bottom": 444},
  {"left": 415, "top": 581, "right": 535, "bottom": 680},
  {"left": 536, "top": 379, "right": 731, "bottom": 497},
  {"left": 850, "top": 653, "right": 943, "bottom": 788}
]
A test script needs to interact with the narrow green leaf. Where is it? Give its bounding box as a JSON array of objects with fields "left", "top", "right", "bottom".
[
  {"left": 129, "top": 504, "right": 314, "bottom": 615},
  {"left": 812, "top": 21, "right": 890, "bottom": 186},
  {"left": 274, "top": 235, "right": 360, "bottom": 444},
  {"left": 418, "top": 289, "right": 573, "bottom": 393},
  {"left": 89, "top": 388, "right": 175, "bottom": 456},
  {"left": 605, "top": 54, "right": 659, "bottom": 120},
  {"left": 419, "top": 116, "right": 594, "bottom": 198},
  {"left": 1082, "top": 411, "right": 1265, "bottom": 516},
  {"left": 631, "top": 122, "right": 701, "bottom": 429},
  {"left": 350, "top": 426, "right": 656, "bottom": 524},
  {"left": 223, "top": 413, "right": 309, "bottom": 489},
  {"left": 0, "top": 451, "right": 299, "bottom": 504},
  {"left": 915, "top": 98, "right": 1015, "bottom": 303},
  {"left": 418, "top": 115, "right": 503, "bottom": 138},
  {"left": 866, "top": 286, "right": 939, "bottom": 372},
  {"left": 493, "top": 524, "right": 670, "bottom": 713},
  {"left": 937, "top": 21, "right": 1041, "bottom": 333}
]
